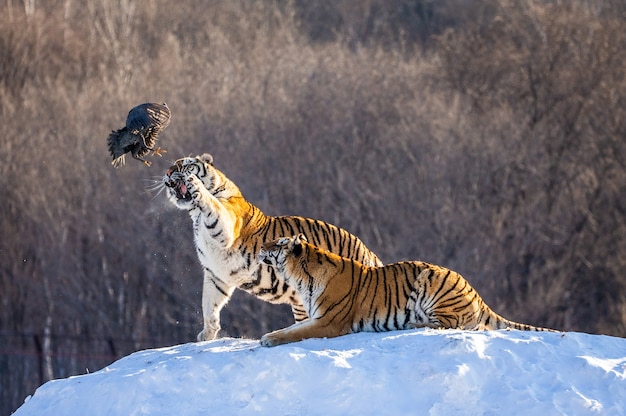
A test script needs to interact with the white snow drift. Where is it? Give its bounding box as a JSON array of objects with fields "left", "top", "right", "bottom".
[{"left": 14, "top": 329, "right": 626, "bottom": 415}]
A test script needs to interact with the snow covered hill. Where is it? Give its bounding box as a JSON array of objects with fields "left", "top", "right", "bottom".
[{"left": 13, "top": 329, "right": 626, "bottom": 415}]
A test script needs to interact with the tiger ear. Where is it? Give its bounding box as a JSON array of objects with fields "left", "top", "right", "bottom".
[
  {"left": 199, "top": 153, "right": 213, "bottom": 165},
  {"left": 277, "top": 237, "right": 291, "bottom": 246},
  {"left": 291, "top": 234, "right": 306, "bottom": 257}
]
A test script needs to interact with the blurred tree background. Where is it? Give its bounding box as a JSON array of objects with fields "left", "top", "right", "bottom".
[{"left": 1, "top": 0, "right": 625, "bottom": 413}]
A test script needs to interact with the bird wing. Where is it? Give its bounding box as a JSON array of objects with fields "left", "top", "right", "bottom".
[{"left": 126, "top": 102, "right": 171, "bottom": 135}]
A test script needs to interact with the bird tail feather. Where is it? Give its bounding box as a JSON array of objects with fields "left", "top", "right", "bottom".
[
  {"left": 111, "top": 154, "right": 126, "bottom": 168},
  {"left": 108, "top": 128, "right": 128, "bottom": 168}
]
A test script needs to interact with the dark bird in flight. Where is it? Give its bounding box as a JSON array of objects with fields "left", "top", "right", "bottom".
[{"left": 107, "top": 102, "right": 171, "bottom": 167}]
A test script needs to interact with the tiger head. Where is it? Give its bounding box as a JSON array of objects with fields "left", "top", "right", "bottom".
[
  {"left": 163, "top": 153, "right": 235, "bottom": 209},
  {"left": 257, "top": 234, "right": 307, "bottom": 273}
]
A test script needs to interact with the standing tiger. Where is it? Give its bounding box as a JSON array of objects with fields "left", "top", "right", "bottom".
[
  {"left": 257, "top": 234, "right": 555, "bottom": 347},
  {"left": 163, "top": 154, "right": 383, "bottom": 341}
]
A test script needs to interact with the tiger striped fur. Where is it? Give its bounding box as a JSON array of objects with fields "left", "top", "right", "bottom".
[
  {"left": 163, "top": 154, "right": 383, "bottom": 341},
  {"left": 257, "top": 234, "right": 556, "bottom": 347}
]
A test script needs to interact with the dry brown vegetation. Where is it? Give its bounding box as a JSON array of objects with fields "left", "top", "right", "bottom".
[{"left": 2, "top": 0, "right": 625, "bottom": 413}]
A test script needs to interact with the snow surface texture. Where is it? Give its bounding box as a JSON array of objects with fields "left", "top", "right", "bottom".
[{"left": 14, "top": 329, "right": 626, "bottom": 415}]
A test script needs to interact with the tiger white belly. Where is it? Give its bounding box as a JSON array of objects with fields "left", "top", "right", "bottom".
[{"left": 192, "top": 216, "right": 254, "bottom": 285}]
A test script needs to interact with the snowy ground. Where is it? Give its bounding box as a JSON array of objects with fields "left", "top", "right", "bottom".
[{"left": 13, "top": 329, "right": 626, "bottom": 415}]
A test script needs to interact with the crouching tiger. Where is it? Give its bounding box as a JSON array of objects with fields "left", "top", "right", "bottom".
[{"left": 257, "top": 234, "right": 556, "bottom": 347}]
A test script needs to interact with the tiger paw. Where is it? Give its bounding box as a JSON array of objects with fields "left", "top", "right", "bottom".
[
  {"left": 185, "top": 175, "right": 202, "bottom": 195},
  {"left": 260, "top": 333, "right": 282, "bottom": 347}
]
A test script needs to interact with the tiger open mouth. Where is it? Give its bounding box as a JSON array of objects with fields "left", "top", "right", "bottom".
[
  {"left": 164, "top": 170, "right": 191, "bottom": 201},
  {"left": 172, "top": 181, "right": 191, "bottom": 201}
]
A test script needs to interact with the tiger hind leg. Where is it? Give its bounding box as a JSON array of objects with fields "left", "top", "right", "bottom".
[{"left": 198, "top": 270, "right": 236, "bottom": 341}]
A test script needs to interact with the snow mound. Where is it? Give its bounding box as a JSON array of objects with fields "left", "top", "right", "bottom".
[{"left": 13, "top": 329, "right": 626, "bottom": 415}]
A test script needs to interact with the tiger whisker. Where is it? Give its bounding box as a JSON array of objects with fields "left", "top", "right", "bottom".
[{"left": 143, "top": 177, "right": 167, "bottom": 199}]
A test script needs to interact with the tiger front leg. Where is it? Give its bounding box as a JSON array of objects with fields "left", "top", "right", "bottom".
[
  {"left": 186, "top": 174, "right": 238, "bottom": 248},
  {"left": 291, "top": 302, "right": 309, "bottom": 323},
  {"left": 260, "top": 320, "right": 345, "bottom": 347}
]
